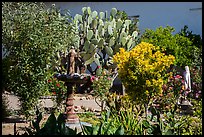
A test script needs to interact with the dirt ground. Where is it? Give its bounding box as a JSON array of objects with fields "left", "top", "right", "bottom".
[{"left": 2, "top": 93, "right": 101, "bottom": 135}]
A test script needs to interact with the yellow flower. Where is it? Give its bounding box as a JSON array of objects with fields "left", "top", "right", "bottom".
[
  {"left": 113, "top": 42, "right": 175, "bottom": 104},
  {"left": 146, "top": 80, "right": 151, "bottom": 86},
  {"left": 145, "top": 90, "right": 149, "bottom": 95}
]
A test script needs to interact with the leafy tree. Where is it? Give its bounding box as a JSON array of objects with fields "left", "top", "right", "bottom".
[
  {"left": 2, "top": 2, "right": 74, "bottom": 119},
  {"left": 140, "top": 26, "right": 200, "bottom": 67},
  {"left": 178, "top": 25, "right": 202, "bottom": 66}
]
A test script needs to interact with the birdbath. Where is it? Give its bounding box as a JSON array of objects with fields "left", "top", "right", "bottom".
[
  {"left": 54, "top": 47, "right": 92, "bottom": 125},
  {"left": 54, "top": 73, "right": 91, "bottom": 123}
]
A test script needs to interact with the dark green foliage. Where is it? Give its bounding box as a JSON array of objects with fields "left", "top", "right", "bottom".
[
  {"left": 178, "top": 25, "right": 202, "bottom": 66},
  {"left": 81, "top": 110, "right": 125, "bottom": 135},
  {"left": 2, "top": 2, "right": 74, "bottom": 119},
  {"left": 23, "top": 110, "right": 81, "bottom": 135},
  {"left": 101, "top": 92, "right": 202, "bottom": 135},
  {"left": 140, "top": 26, "right": 202, "bottom": 67}
]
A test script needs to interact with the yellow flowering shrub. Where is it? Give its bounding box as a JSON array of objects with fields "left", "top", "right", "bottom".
[{"left": 113, "top": 42, "right": 175, "bottom": 104}]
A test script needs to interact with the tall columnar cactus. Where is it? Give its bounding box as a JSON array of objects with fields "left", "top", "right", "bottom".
[{"left": 72, "top": 7, "right": 139, "bottom": 75}]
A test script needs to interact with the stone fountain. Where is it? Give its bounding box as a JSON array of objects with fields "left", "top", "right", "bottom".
[{"left": 54, "top": 47, "right": 91, "bottom": 128}]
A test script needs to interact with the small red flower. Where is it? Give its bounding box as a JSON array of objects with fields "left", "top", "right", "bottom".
[
  {"left": 91, "top": 76, "right": 95, "bottom": 82},
  {"left": 56, "top": 83, "right": 60, "bottom": 87},
  {"left": 53, "top": 92, "right": 56, "bottom": 95},
  {"left": 175, "top": 75, "right": 182, "bottom": 79},
  {"left": 97, "top": 66, "right": 101, "bottom": 69},
  {"left": 48, "top": 79, "right": 52, "bottom": 83}
]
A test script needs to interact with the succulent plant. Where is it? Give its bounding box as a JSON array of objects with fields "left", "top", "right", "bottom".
[{"left": 72, "top": 7, "right": 139, "bottom": 75}]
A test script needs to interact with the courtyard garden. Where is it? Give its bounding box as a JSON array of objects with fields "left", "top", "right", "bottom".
[{"left": 2, "top": 2, "right": 202, "bottom": 135}]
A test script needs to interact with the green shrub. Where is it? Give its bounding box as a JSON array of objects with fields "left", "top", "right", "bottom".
[
  {"left": 47, "top": 76, "right": 67, "bottom": 112},
  {"left": 140, "top": 26, "right": 200, "bottom": 67},
  {"left": 91, "top": 69, "right": 113, "bottom": 111},
  {"left": 178, "top": 25, "right": 202, "bottom": 66},
  {"left": 22, "top": 110, "right": 81, "bottom": 135},
  {"left": 113, "top": 42, "right": 175, "bottom": 105},
  {"left": 2, "top": 2, "right": 74, "bottom": 119},
  {"left": 81, "top": 110, "right": 125, "bottom": 135}
]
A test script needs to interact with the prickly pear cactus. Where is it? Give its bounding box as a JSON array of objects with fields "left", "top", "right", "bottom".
[{"left": 72, "top": 7, "right": 139, "bottom": 75}]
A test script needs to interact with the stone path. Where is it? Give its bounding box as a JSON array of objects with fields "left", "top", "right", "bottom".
[{"left": 2, "top": 93, "right": 101, "bottom": 135}]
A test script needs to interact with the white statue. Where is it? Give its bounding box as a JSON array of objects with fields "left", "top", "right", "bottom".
[
  {"left": 177, "top": 66, "right": 192, "bottom": 107},
  {"left": 183, "top": 66, "right": 191, "bottom": 91}
]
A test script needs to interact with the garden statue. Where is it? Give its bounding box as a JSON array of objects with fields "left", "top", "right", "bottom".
[
  {"left": 177, "top": 66, "right": 193, "bottom": 114},
  {"left": 66, "top": 47, "right": 86, "bottom": 75},
  {"left": 183, "top": 66, "right": 191, "bottom": 92},
  {"left": 67, "top": 47, "right": 77, "bottom": 74}
]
